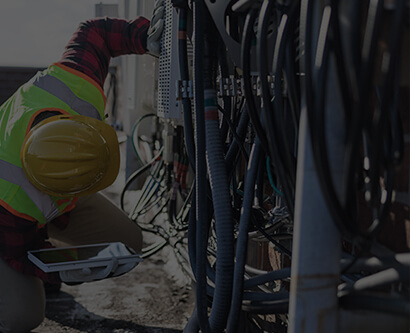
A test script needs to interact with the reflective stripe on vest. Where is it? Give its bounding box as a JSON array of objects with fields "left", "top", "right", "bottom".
[
  {"left": 0, "top": 64, "right": 105, "bottom": 223},
  {"left": 0, "top": 160, "right": 60, "bottom": 221},
  {"left": 33, "top": 74, "right": 102, "bottom": 120}
]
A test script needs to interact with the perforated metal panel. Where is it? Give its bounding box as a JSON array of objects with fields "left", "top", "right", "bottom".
[{"left": 157, "top": 1, "right": 181, "bottom": 120}]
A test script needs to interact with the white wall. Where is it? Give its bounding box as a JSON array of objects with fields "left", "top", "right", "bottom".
[{"left": 118, "top": 0, "right": 158, "bottom": 137}]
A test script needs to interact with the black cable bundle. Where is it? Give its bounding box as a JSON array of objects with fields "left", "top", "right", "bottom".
[{"left": 302, "top": 0, "right": 407, "bottom": 245}]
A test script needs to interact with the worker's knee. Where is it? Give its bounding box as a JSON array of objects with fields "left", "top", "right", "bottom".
[
  {"left": 0, "top": 305, "right": 45, "bottom": 333},
  {"left": 0, "top": 259, "right": 46, "bottom": 333},
  {"left": 50, "top": 193, "right": 144, "bottom": 253}
]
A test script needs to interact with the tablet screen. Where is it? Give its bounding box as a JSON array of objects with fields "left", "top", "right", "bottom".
[{"left": 30, "top": 243, "right": 129, "bottom": 264}]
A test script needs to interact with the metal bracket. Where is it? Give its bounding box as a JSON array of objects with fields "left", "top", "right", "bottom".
[
  {"left": 176, "top": 80, "right": 194, "bottom": 99},
  {"left": 217, "top": 74, "right": 275, "bottom": 97},
  {"left": 218, "top": 76, "right": 242, "bottom": 97}
]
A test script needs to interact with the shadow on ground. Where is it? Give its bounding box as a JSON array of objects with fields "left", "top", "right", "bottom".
[{"left": 35, "top": 290, "right": 184, "bottom": 333}]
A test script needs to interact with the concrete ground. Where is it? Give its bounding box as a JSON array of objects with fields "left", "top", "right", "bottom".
[{"left": 34, "top": 231, "right": 195, "bottom": 333}]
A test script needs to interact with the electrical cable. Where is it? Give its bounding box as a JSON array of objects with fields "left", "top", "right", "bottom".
[
  {"left": 186, "top": 184, "right": 217, "bottom": 285},
  {"left": 241, "top": 298, "right": 289, "bottom": 314},
  {"left": 327, "top": 0, "right": 353, "bottom": 121},
  {"left": 299, "top": 4, "right": 409, "bottom": 311},
  {"left": 305, "top": 0, "right": 404, "bottom": 244},
  {"left": 241, "top": 7, "right": 271, "bottom": 155},
  {"left": 217, "top": 34, "right": 233, "bottom": 144},
  {"left": 189, "top": 1, "right": 211, "bottom": 331},
  {"left": 271, "top": 3, "right": 298, "bottom": 188},
  {"left": 339, "top": 292, "right": 410, "bottom": 316},
  {"left": 266, "top": 156, "right": 283, "bottom": 196},
  {"left": 343, "top": 0, "right": 383, "bottom": 230},
  {"left": 203, "top": 46, "right": 235, "bottom": 333},
  {"left": 253, "top": 222, "right": 292, "bottom": 257},
  {"left": 218, "top": 104, "right": 249, "bottom": 163},
  {"left": 127, "top": 159, "right": 165, "bottom": 220},
  {"left": 184, "top": 305, "right": 200, "bottom": 333},
  {"left": 131, "top": 113, "right": 158, "bottom": 164},
  {"left": 120, "top": 147, "right": 163, "bottom": 210},
  {"left": 257, "top": 0, "right": 296, "bottom": 217},
  {"left": 140, "top": 240, "right": 168, "bottom": 259},
  {"left": 243, "top": 268, "right": 291, "bottom": 289},
  {"left": 168, "top": 127, "right": 189, "bottom": 226},
  {"left": 178, "top": 7, "right": 196, "bottom": 171},
  {"left": 366, "top": 0, "right": 406, "bottom": 237},
  {"left": 227, "top": 139, "right": 263, "bottom": 333},
  {"left": 339, "top": 266, "right": 410, "bottom": 295},
  {"left": 340, "top": 252, "right": 410, "bottom": 274},
  {"left": 121, "top": 2, "right": 409, "bottom": 331},
  {"left": 281, "top": 6, "right": 301, "bottom": 134}
]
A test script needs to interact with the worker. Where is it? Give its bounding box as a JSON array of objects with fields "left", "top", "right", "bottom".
[{"left": 0, "top": 1, "right": 165, "bottom": 332}]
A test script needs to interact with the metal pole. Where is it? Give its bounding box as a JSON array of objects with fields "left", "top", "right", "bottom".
[
  {"left": 288, "top": 101, "right": 342, "bottom": 333},
  {"left": 288, "top": 1, "right": 343, "bottom": 332}
]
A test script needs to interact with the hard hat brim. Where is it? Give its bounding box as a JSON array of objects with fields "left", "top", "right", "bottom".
[{"left": 78, "top": 116, "right": 120, "bottom": 196}]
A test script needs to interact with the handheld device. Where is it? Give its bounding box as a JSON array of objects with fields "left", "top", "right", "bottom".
[{"left": 28, "top": 242, "right": 143, "bottom": 283}]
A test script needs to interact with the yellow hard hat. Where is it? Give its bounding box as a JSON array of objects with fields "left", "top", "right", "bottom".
[{"left": 21, "top": 114, "right": 120, "bottom": 197}]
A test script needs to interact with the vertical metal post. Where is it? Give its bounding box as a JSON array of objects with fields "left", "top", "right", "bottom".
[
  {"left": 288, "top": 1, "right": 344, "bottom": 332},
  {"left": 288, "top": 103, "right": 342, "bottom": 333}
]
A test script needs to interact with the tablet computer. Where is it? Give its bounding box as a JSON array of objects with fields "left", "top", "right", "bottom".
[{"left": 28, "top": 242, "right": 142, "bottom": 273}]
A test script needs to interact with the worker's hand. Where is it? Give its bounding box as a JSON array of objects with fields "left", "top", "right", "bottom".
[{"left": 147, "top": 0, "right": 165, "bottom": 57}]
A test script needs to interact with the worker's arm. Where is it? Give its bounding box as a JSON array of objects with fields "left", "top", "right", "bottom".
[{"left": 57, "top": 17, "right": 150, "bottom": 88}]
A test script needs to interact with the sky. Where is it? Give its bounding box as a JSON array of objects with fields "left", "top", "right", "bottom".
[{"left": 0, "top": 0, "right": 117, "bottom": 67}]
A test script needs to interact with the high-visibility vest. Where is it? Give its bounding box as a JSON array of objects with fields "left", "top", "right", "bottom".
[{"left": 0, "top": 63, "right": 106, "bottom": 225}]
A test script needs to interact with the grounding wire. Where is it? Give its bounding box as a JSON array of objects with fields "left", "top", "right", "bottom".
[{"left": 266, "top": 157, "right": 283, "bottom": 196}]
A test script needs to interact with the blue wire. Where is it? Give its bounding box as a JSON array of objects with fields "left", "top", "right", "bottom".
[{"left": 266, "top": 156, "right": 284, "bottom": 196}]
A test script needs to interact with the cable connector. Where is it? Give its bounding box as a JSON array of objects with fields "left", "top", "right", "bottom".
[
  {"left": 217, "top": 76, "right": 242, "bottom": 97},
  {"left": 176, "top": 79, "right": 193, "bottom": 99}
]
